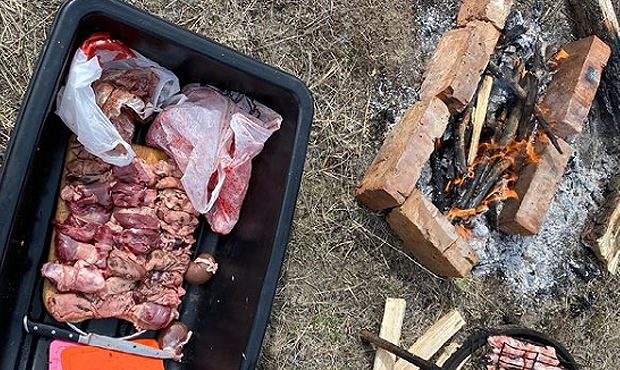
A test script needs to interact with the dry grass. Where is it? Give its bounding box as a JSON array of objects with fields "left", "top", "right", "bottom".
[{"left": 1, "top": 0, "right": 620, "bottom": 369}]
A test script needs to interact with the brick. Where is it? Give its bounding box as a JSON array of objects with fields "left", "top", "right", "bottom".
[
  {"left": 457, "top": 0, "right": 514, "bottom": 30},
  {"left": 420, "top": 21, "right": 500, "bottom": 113},
  {"left": 498, "top": 138, "right": 572, "bottom": 235},
  {"left": 539, "top": 36, "right": 611, "bottom": 138},
  {"left": 387, "top": 190, "right": 479, "bottom": 278},
  {"left": 356, "top": 98, "right": 450, "bottom": 211}
]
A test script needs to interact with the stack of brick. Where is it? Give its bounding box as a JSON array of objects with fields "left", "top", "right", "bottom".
[
  {"left": 498, "top": 36, "right": 611, "bottom": 234},
  {"left": 356, "top": 0, "right": 516, "bottom": 278}
]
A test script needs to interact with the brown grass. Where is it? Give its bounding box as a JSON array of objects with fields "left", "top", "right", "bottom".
[{"left": 1, "top": 0, "right": 619, "bottom": 369}]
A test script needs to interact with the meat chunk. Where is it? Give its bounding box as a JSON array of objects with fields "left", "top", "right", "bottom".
[
  {"left": 158, "top": 188, "right": 196, "bottom": 214},
  {"left": 146, "top": 271, "right": 185, "bottom": 288},
  {"left": 61, "top": 181, "right": 111, "bottom": 208},
  {"left": 113, "top": 158, "right": 157, "bottom": 186},
  {"left": 55, "top": 214, "right": 101, "bottom": 243},
  {"left": 127, "top": 302, "right": 176, "bottom": 330},
  {"left": 113, "top": 207, "right": 159, "bottom": 229},
  {"left": 115, "top": 228, "right": 160, "bottom": 254},
  {"left": 153, "top": 160, "right": 183, "bottom": 178},
  {"left": 93, "top": 291, "right": 136, "bottom": 318},
  {"left": 135, "top": 281, "right": 185, "bottom": 306},
  {"left": 66, "top": 203, "right": 112, "bottom": 225},
  {"left": 146, "top": 249, "right": 191, "bottom": 272},
  {"left": 206, "top": 162, "right": 250, "bottom": 234},
  {"left": 55, "top": 233, "right": 99, "bottom": 265},
  {"left": 99, "top": 68, "right": 160, "bottom": 100},
  {"left": 160, "top": 232, "right": 195, "bottom": 250},
  {"left": 42, "top": 262, "right": 106, "bottom": 294},
  {"left": 111, "top": 182, "right": 157, "bottom": 208},
  {"left": 156, "top": 176, "right": 184, "bottom": 190},
  {"left": 158, "top": 209, "right": 199, "bottom": 231},
  {"left": 66, "top": 159, "right": 111, "bottom": 178},
  {"left": 47, "top": 293, "right": 95, "bottom": 322},
  {"left": 106, "top": 249, "right": 147, "bottom": 280}
]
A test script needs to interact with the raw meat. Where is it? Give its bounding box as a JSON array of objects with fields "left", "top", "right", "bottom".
[
  {"left": 55, "top": 214, "right": 100, "bottom": 243},
  {"left": 115, "top": 228, "right": 160, "bottom": 254},
  {"left": 61, "top": 181, "right": 112, "bottom": 208},
  {"left": 55, "top": 233, "right": 99, "bottom": 265},
  {"left": 146, "top": 84, "right": 282, "bottom": 234},
  {"left": 42, "top": 262, "right": 105, "bottom": 294},
  {"left": 113, "top": 207, "right": 159, "bottom": 229},
  {"left": 45, "top": 144, "right": 209, "bottom": 330},
  {"left": 47, "top": 293, "right": 96, "bottom": 322},
  {"left": 106, "top": 249, "right": 147, "bottom": 280},
  {"left": 486, "top": 336, "right": 564, "bottom": 370},
  {"left": 127, "top": 302, "right": 176, "bottom": 330},
  {"left": 113, "top": 158, "right": 157, "bottom": 186},
  {"left": 111, "top": 182, "right": 157, "bottom": 208}
]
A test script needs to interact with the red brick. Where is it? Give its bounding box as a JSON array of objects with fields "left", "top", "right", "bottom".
[
  {"left": 356, "top": 98, "right": 450, "bottom": 211},
  {"left": 420, "top": 21, "right": 500, "bottom": 113},
  {"left": 498, "top": 138, "right": 572, "bottom": 235},
  {"left": 457, "top": 0, "right": 514, "bottom": 30},
  {"left": 539, "top": 36, "right": 611, "bottom": 138},
  {"left": 387, "top": 190, "right": 479, "bottom": 278}
]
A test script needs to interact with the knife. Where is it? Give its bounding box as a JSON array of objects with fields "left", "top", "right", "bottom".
[{"left": 23, "top": 316, "right": 176, "bottom": 361}]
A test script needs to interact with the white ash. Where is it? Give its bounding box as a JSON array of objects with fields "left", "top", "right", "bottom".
[{"left": 470, "top": 112, "right": 620, "bottom": 293}]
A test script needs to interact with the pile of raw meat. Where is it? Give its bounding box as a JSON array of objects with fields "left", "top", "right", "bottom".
[
  {"left": 486, "top": 336, "right": 565, "bottom": 370},
  {"left": 43, "top": 142, "right": 205, "bottom": 330}
]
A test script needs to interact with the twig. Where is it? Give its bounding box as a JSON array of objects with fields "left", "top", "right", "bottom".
[{"left": 455, "top": 106, "right": 472, "bottom": 176}]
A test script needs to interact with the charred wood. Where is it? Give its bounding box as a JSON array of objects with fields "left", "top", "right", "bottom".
[
  {"left": 455, "top": 106, "right": 472, "bottom": 176},
  {"left": 516, "top": 73, "right": 539, "bottom": 140}
]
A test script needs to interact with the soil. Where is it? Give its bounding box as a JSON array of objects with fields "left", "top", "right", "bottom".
[{"left": 1, "top": 0, "right": 619, "bottom": 369}]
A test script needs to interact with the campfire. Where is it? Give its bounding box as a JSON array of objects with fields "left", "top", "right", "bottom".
[{"left": 356, "top": 0, "right": 615, "bottom": 281}]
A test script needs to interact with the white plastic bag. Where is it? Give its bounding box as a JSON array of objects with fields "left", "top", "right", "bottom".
[
  {"left": 56, "top": 33, "right": 180, "bottom": 166},
  {"left": 147, "top": 84, "right": 282, "bottom": 233}
]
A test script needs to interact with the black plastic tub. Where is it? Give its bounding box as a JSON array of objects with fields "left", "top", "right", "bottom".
[{"left": 0, "top": 1, "right": 313, "bottom": 369}]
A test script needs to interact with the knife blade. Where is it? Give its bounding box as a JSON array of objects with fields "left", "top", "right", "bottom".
[{"left": 23, "top": 316, "right": 176, "bottom": 361}]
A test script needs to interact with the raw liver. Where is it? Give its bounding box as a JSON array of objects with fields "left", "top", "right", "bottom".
[
  {"left": 539, "top": 36, "right": 611, "bottom": 138},
  {"left": 387, "top": 190, "right": 479, "bottom": 278},
  {"left": 420, "top": 20, "right": 500, "bottom": 113},
  {"left": 356, "top": 98, "right": 450, "bottom": 210},
  {"left": 498, "top": 138, "right": 572, "bottom": 235}
]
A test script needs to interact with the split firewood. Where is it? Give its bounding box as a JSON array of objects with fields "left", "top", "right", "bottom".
[
  {"left": 435, "top": 342, "right": 468, "bottom": 370},
  {"left": 372, "top": 298, "right": 408, "bottom": 370},
  {"left": 584, "top": 177, "right": 620, "bottom": 274},
  {"left": 567, "top": 0, "right": 620, "bottom": 127},
  {"left": 467, "top": 75, "right": 494, "bottom": 166},
  {"left": 393, "top": 310, "right": 465, "bottom": 370}
]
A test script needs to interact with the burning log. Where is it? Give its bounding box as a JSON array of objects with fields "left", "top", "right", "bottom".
[
  {"left": 457, "top": 0, "right": 514, "bottom": 30},
  {"left": 516, "top": 73, "right": 539, "bottom": 141},
  {"left": 387, "top": 190, "right": 479, "bottom": 278},
  {"left": 465, "top": 157, "right": 513, "bottom": 210},
  {"left": 468, "top": 75, "right": 494, "bottom": 165},
  {"left": 420, "top": 21, "right": 500, "bottom": 113},
  {"left": 568, "top": 0, "right": 620, "bottom": 128},
  {"left": 487, "top": 61, "right": 564, "bottom": 154},
  {"left": 498, "top": 138, "right": 572, "bottom": 235},
  {"left": 356, "top": 98, "right": 450, "bottom": 210},
  {"left": 537, "top": 36, "right": 611, "bottom": 138},
  {"left": 455, "top": 106, "right": 472, "bottom": 176},
  {"left": 584, "top": 177, "right": 620, "bottom": 274},
  {"left": 499, "top": 103, "right": 522, "bottom": 147}
]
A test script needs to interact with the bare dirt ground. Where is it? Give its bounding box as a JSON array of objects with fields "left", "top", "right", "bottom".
[{"left": 1, "top": 0, "right": 619, "bottom": 369}]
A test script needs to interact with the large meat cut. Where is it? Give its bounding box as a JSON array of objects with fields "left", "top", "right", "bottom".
[
  {"left": 146, "top": 84, "right": 282, "bottom": 234},
  {"left": 42, "top": 142, "right": 210, "bottom": 330},
  {"left": 486, "top": 336, "right": 564, "bottom": 370}
]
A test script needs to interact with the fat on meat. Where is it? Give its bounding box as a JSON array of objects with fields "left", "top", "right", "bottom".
[
  {"left": 66, "top": 203, "right": 112, "bottom": 225},
  {"left": 146, "top": 249, "right": 191, "bottom": 272},
  {"left": 156, "top": 176, "right": 184, "bottom": 190},
  {"left": 42, "top": 261, "right": 106, "bottom": 294},
  {"left": 158, "top": 188, "right": 196, "bottom": 214},
  {"left": 146, "top": 84, "right": 281, "bottom": 234}
]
